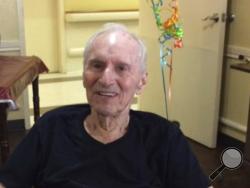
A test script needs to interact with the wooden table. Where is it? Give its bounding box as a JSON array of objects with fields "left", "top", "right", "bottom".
[
  {"left": 0, "top": 55, "right": 48, "bottom": 163},
  {"left": 230, "top": 63, "right": 250, "bottom": 164}
]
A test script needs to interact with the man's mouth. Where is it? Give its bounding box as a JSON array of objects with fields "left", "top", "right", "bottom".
[{"left": 97, "top": 91, "right": 118, "bottom": 97}]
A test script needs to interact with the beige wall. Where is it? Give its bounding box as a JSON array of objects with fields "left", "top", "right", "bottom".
[
  {"left": 138, "top": 0, "right": 166, "bottom": 117},
  {"left": 220, "top": 0, "right": 250, "bottom": 142},
  {"left": 64, "top": 0, "right": 138, "bottom": 12},
  {"left": 59, "top": 0, "right": 139, "bottom": 73},
  {"left": 23, "top": 0, "right": 139, "bottom": 73},
  {"left": 23, "top": 0, "right": 59, "bottom": 72},
  {"left": 228, "top": 0, "right": 250, "bottom": 48},
  {"left": 220, "top": 60, "right": 250, "bottom": 142}
]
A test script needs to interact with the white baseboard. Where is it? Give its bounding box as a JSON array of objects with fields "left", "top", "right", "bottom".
[{"left": 220, "top": 117, "right": 247, "bottom": 133}]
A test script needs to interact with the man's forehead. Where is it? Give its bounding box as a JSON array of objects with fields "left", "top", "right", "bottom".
[
  {"left": 87, "top": 31, "right": 141, "bottom": 66},
  {"left": 108, "top": 33, "right": 118, "bottom": 45},
  {"left": 94, "top": 31, "right": 137, "bottom": 46}
]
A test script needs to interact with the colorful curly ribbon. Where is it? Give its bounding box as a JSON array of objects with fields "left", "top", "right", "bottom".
[{"left": 150, "top": 0, "right": 183, "bottom": 118}]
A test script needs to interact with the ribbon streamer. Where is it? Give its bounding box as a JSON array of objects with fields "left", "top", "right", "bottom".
[{"left": 150, "top": 0, "right": 183, "bottom": 118}]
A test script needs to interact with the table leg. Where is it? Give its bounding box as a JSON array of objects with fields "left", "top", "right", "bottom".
[
  {"left": 244, "top": 98, "right": 250, "bottom": 164},
  {"left": 32, "top": 76, "right": 40, "bottom": 123},
  {"left": 0, "top": 103, "right": 10, "bottom": 163}
]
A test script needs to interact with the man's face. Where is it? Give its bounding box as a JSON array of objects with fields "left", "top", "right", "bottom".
[{"left": 83, "top": 32, "right": 147, "bottom": 117}]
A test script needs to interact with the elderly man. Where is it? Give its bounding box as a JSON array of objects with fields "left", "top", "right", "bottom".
[{"left": 0, "top": 23, "right": 209, "bottom": 187}]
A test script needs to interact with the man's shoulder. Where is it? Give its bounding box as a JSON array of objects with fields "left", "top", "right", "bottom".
[
  {"left": 130, "top": 109, "right": 171, "bottom": 126},
  {"left": 42, "top": 104, "right": 90, "bottom": 118},
  {"left": 130, "top": 109, "right": 179, "bottom": 134},
  {"left": 35, "top": 104, "right": 90, "bottom": 127},
  {"left": 30, "top": 104, "right": 90, "bottom": 135}
]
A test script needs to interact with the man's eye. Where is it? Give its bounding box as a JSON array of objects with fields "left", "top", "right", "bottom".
[
  {"left": 90, "top": 61, "right": 104, "bottom": 70},
  {"left": 93, "top": 63, "right": 102, "bottom": 69},
  {"left": 117, "top": 65, "right": 128, "bottom": 72}
]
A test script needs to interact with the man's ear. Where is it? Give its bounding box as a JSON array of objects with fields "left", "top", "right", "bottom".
[{"left": 136, "top": 72, "right": 148, "bottom": 95}]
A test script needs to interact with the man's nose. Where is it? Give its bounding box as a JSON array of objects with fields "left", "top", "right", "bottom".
[{"left": 98, "top": 66, "right": 116, "bottom": 86}]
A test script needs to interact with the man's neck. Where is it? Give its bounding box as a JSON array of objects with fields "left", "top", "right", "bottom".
[{"left": 84, "top": 110, "right": 130, "bottom": 144}]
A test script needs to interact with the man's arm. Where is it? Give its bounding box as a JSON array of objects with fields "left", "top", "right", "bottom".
[
  {"left": 0, "top": 123, "right": 41, "bottom": 187},
  {"left": 164, "top": 125, "right": 210, "bottom": 187}
]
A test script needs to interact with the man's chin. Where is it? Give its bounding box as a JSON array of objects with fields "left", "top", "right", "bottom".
[
  {"left": 91, "top": 105, "right": 116, "bottom": 116},
  {"left": 89, "top": 102, "right": 131, "bottom": 117},
  {"left": 92, "top": 105, "right": 128, "bottom": 117}
]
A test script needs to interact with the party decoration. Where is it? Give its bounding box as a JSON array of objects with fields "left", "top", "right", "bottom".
[{"left": 150, "top": 0, "right": 183, "bottom": 117}]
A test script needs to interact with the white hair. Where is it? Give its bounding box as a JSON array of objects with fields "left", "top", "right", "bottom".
[{"left": 83, "top": 23, "right": 147, "bottom": 72}]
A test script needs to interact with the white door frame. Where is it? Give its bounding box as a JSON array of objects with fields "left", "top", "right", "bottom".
[{"left": 17, "top": 0, "right": 31, "bottom": 129}]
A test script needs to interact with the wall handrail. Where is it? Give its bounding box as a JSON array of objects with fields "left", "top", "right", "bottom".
[
  {"left": 65, "top": 11, "right": 139, "bottom": 22},
  {"left": 226, "top": 45, "right": 250, "bottom": 63}
]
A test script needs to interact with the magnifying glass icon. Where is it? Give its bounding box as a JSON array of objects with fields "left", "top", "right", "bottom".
[{"left": 209, "top": 147, "right": 243, "bottom": 182}]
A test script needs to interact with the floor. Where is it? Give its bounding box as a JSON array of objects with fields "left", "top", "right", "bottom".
[
  {"left": 189, "top": 135, "right": 250, "bottom": 188},
  {"left": 1, "top": 129, "right": 250, "bottom": 188}
]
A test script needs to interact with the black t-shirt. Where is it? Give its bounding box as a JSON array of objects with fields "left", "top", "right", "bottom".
[{"left": 0, "top": 104, "right": 209, "bottom": 188}]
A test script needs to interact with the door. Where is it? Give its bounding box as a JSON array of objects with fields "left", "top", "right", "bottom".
[{"left": 139, "top": 0, "right": 228, "bottom": 148}]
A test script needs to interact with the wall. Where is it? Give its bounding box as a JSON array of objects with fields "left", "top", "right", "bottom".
[
  {"left": 228, "top": 0, "right": 250, "bottom": 48},
  {"left": 23, "top": 0, "right": 59, "bottom": 72},
  {"left": 220, "top": 0, "right": 250, "bottom": 142},
  {"left": 23, "top": 0, "right": 139, "bottom": 73},
  {"left": 0, "top": 0, "right": 19, "bottom": 42},
  {"left": 138, "top": 0, "right": 166, "bottom": 117}
]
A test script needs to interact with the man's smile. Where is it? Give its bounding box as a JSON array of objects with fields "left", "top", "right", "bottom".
[{"left": 97, "top": 91, "right": 118, "bottom": 97}]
